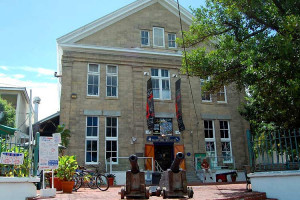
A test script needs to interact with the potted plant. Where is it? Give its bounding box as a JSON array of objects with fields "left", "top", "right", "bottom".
[
  {"left": 56, "top": 155, "right": 78, "bottom": 193},
  {"left": 106, "top": 173, "right": 116, "bottom": 186}
]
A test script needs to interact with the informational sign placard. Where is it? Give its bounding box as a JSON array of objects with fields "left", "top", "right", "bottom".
[
  {"left": 52, "top": 133, "right": 61, "bottom": 144},
  {"left": 39, "top": 137, "right": 58, "bottom": 170},
  {"left": 0, "top": 152, "right": 24, "bottom": 165}
]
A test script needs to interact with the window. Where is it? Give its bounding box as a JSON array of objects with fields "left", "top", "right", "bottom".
[
  {"left": 151, "top": 69, "right": 170, "bottom": 100},
  {"left": 220, "top": 121, "right": 232, "bottom": 162},
  {"left": 200, "top": 78, "right": 212, "bottom": 102},
  {"left": 87, "top": 64, "right": 100, "bottom": 96},
  {"left": 217, "top": 86, "right": 227, "bottom": 103},
  {"left": 204, "top": 120, "right": 217, "bottom": 166},
  {"left": 153, "top": 27, "right": 165, "bottom": 47},
  {"left": 106, "top": 65, "right": 118, "bottom": 97},
  {"left": 153, "top": 118, "right": 173, "bottom": 135},
  {"left": 141, "top": 30, "right": 149, "bottom": 46},
  {"left": 168, "top": 33, "right": 176, "bottom": 48},
  {"left": 86, "top": 116, "right": 99, "bottom": 164},
  {"left": 105, "top": 117, "right": 118, "bottom": 163}
]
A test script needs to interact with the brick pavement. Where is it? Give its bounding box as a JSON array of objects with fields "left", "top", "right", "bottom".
[{"left": 32, "top": 183, "right": 271, "bottom": 200}]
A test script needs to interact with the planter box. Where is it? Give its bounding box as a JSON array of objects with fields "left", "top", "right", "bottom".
[
  {"left": 248, "top": 170, "right": 300, "bottom": 200},
  {"left": 0, "top": 177, "right": 40, "bottom": 200}
]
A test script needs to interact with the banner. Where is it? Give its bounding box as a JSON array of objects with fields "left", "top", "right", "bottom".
[
  {"left": 175, "top": 79, "right": 185, "bottom": 131},
  {"left": 0, "top": 152, "right": 24, "bottom": 165},
  {"left": 146, "top": 78, "right": 155, "bottom": 131}
]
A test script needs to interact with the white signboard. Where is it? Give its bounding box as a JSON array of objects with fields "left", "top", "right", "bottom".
[
  {"left": 52, "top": 133, "right": 61, "bottom": 144},
  {"left": 0, "top": 152, "right": 24, "bottom": 165},
  {"left": 39, "top": 137, "right": 58, "bottom": 170}
]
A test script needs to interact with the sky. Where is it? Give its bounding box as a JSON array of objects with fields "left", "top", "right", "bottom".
[{"left": 0, "top": 0, "right": 205, "bottom": 121}]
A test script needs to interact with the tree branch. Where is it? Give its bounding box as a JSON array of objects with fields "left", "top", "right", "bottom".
[{"left": 243, "top": 27, "right": 268, "bottom": 40}]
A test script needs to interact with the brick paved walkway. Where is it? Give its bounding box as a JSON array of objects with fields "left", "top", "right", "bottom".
[{"left": 32, "top": 183, "right": 269, "bottom": 200}]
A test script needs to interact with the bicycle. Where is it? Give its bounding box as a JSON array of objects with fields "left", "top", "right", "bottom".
[{"left": 73, "top": 162, "right": 109, "bottom": 191}]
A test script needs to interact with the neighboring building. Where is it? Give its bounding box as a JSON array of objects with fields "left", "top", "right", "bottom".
[
  {"left": 57, "top": 0, "right": 249, "bottom": 176},
  {"left": 33, "top": 112, "right": 60, "bottom": 137},
  {"left": 0, "top": 87, "right": 31, "bottom": 141}
]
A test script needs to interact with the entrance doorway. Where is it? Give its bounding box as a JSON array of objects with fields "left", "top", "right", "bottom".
[{"left": 154, "top": 143, "right": 174, "bottom": 171}]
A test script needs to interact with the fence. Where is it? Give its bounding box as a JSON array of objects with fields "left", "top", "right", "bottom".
[
  {"left": 0, "top": 132, "right": 39, "bottom": 177},
  {"left": 247, "top": 129, "right": 300, "bottom": 171}
]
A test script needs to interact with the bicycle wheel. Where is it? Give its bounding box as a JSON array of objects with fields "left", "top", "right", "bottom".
[
  {"left": 87, "top": 175, "right": 98, "bottom": 189},
  {"left": 96, "top": 174, "right": 109, "bottom": 191},
  {"left": 73, "top": 173, "right": 82, "bottom": 191}
]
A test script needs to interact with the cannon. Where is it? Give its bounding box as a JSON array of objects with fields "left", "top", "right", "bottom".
[
  {"left": 158, "top": 152, "right": 193, "bottom": 199},
  {"left": 120, "top": 154, "right": 150, "bottom": 199}
]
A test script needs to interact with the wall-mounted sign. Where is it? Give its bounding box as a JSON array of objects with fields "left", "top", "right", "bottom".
[
  {"left": 146, "top": 136, "right": 180, "bottom": 143},
  {"left": 0, "top": 152, "right": 24, "bottom": 165}
]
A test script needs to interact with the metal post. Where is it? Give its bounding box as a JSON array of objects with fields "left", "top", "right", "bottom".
[
  {"left": 28, "top": 89, "right": 33, "bottom": 177},
  {"left": 246, "top": 130, "right": 253, "bottom": 168},
  {"left": 110, "top": 157, "right": 112, "bottom": 174},
  {"left": 33, "top": 132, "right": 40, "bottom": 176}
]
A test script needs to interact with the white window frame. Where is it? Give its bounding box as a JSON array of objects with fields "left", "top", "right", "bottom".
[
  {"left": 106, "top": 65, "right": 118, "bottom": 97},
  {"left": 105, "top": 117, "right": 118, "bottom": 164},
  {"left": 204, "top": 120, "right": 217, "bottom": 167},
  {"left": 220, "top": 120, "right": 233, "bottom": 163},
  {"left": 87, "top": 63, "right": 100, "bottom": 97},
  {"left": 151, "top": 68, "right": 171, "bottom": 100},
  {"left": 141, "top": 30, "right": 150, "bottom": 46},
  {"left": 200, "top": 77, "right": 212, "bottom": 102},
  {"left": 85, "top": 116, "right": 99, "bottom": 164},
  {"left": 153, "top": 27, "right": 165, "bottom": 47},
  {"left": 217, "top": 86, "right": 227, "bottom": 103},
  {"left": 168, "top": 33, "right": 176, "bottom": 48}
]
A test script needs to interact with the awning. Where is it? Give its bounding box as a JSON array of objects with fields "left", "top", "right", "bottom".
[{"left": 0, "top": 124, "right": 17, "bottom": 135}]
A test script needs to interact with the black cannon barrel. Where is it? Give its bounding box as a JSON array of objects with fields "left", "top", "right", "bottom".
[
  {"left": 129, "top": 154, "right": 140, "bottom": 174},
  {"left": 170, "top": 152, "right": 185, "bottom": 173}
]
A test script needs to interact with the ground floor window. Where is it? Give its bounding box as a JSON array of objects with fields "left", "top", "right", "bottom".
[
  {"left": 86, "top": 140, "right": 98, "bottom": 163},
  {"left": 105, "top": 117, "right": 118, "bottom": 163},
  {"left": 85, "top": 116, "right": 99, "bottom": 164}
]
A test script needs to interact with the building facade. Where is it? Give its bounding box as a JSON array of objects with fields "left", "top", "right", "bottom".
[{"left": 57, "top": 0, "right": 249, "bottom": 173}]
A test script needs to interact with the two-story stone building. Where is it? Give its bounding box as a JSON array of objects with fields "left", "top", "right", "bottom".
[{"left": 57, "top": 0, "right": 249, "bottom": 175}]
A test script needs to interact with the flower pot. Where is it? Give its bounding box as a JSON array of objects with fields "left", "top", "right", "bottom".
[
  {"left": 61, "top": 181, "right": 75, "bottom": 193},
  {"left": 108, "top": 177, "right": 114, "bottom": 186},
  {"left": 49, "top": 177, "right": 62, "bottom": 191}
]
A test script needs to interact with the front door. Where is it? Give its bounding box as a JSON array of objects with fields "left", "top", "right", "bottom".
[{"left": 154, "top": 142, "right": 174, "bottom": 171}]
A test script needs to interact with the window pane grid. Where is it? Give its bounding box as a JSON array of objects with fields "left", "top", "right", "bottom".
[
  {"left": 153, "top": 27, "right": 164, "bottom": 47},
  {"left": 86, "top": 116, "right": 99, "bottom": 163},
  {"left": 87, "top": 64, "right": 99, "bottom": 96},
  {"left": 106, "top": 66, "right": 118, "bottom": 97},
  {"left": 106, "top": 117, "right": 118, "bottom": 163},
  {"left": 168, "top": 33, "right": 176, "bottom": 48},
  {"left": 151, "top": 69, "right": 170, "bottom": 100},
  {"left": 200, "top": 78, "right": 211, "bottom": 102},
  {"left": 141, "top": 30, "right": 149, "bottom": 45},
  {"left": 217, "top": 86, "right": 226, "bottom": 102}
]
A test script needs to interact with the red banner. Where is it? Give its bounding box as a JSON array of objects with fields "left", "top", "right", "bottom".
[{"left": 146, "top": 78, "right": 155, "bottom": 131}]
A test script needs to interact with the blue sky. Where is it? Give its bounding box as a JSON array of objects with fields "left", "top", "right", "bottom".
[{"left": 0, "top": 0, "right": 205, "bottom": 120}]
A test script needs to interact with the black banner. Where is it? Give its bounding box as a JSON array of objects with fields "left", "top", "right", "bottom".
[
  {"left": 146, "top": 78, "right": 155, "bottom": 131},
  {"left": 175, "top": 79, "right": 185, "bottom": 131}
]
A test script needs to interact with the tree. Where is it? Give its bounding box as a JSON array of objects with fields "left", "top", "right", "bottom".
[
  {"left": 56, "top": 124, "right": 71, "bottom": 154},
  {"left": 0, "top": 97, "right": 16, "bottom": 127},
  {"left": 179, "top": 0, "right": 300, "bottom": 132}
]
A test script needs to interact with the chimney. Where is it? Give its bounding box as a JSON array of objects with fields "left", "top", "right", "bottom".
[{"left": 33, "top": 97, "right": 41, "bottom": 123}]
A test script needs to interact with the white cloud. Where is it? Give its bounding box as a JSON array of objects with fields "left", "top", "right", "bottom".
[
  {"left": 0, "top": 66, "right": 8, "bottom": 71},
  {"left": 13, "top": 74, "right": 25, "bottom": 79},
  {"left": 0, "top": 74, "right": 59, "bottom": 121},
  {"left": 22, "top": 66, "right": 54, "bottom": 76}
]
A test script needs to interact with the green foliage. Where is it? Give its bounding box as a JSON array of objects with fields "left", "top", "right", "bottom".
[
  {"left": 0, "top": 97, "right": 16, "bottom": 127},
  {"left": 56, "top": 155, "right": 78, "bottom": 181},
  {"left": 179, "top": 0, "right": 300, "bottom": 133},
  {"left": 55, "top": 124, "right": 70, "bottom": 154}
]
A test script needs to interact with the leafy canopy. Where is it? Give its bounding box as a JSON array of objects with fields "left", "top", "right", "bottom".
[
  {"left": 179, "top": 0, "right": 300, "bottom": 131},
  {"left": 0, "top": 97, "right": 16, "bottom": 127}
]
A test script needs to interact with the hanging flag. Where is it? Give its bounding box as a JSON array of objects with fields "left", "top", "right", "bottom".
[
  {"left": 175, "top": 79, "right": 185, "bottom": 131},
  {"left": 146, "top": 78, "right": 155, "bottom": 131}
]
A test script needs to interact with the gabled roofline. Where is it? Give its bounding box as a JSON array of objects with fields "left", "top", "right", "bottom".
[
  {"left": 0, "top": 87, "right": 30, "bottom": 104},
  {"left": 33, "top": 111, "right": 60, "bottom": 125},
  {"left": 57, "top": 0, "right": 193, "bottom": 44}
]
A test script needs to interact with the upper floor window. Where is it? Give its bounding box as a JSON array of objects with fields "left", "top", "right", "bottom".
[
  {"left": 151, "top": 68, "right": 170, "bottom": 100},
  {"left": 106, "top": 65, "right": 118, "bottom": 97},
  {"left": 200, "top": 77, "right": 212, "bottom": 102},
  {"left": 217, "top": 86, "right": 227, "bottom": 103},
  {"left": 141, "top": 30, "right": 149, "bottom": 46},
  {"left": 153, "top": 27, "right": 165, "bottom": 47},
  {"left": 168, "top": 33, "right": 176, "bottom": 48},
  {"left": 87, "top": 64, "right": 100, "bottom": 96}
]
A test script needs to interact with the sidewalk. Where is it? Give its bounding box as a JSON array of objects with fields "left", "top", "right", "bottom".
[{"left": 32, "top": 183, "right": 270, "bottom": 200}]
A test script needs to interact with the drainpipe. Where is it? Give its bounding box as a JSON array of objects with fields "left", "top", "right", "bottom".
[{"left": 33, "top": 97, "right": 41, "bottom": 123}]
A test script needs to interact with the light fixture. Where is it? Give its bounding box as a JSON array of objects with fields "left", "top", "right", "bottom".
[
  {"left": 172, "top": 74, "right": 178, "bottom": 78},
  {"left": 144, "top": 72, "right": 149, "bottom": 76},
  {"left": 71, "top": 93, "right": 77, "bottom": 99}
]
